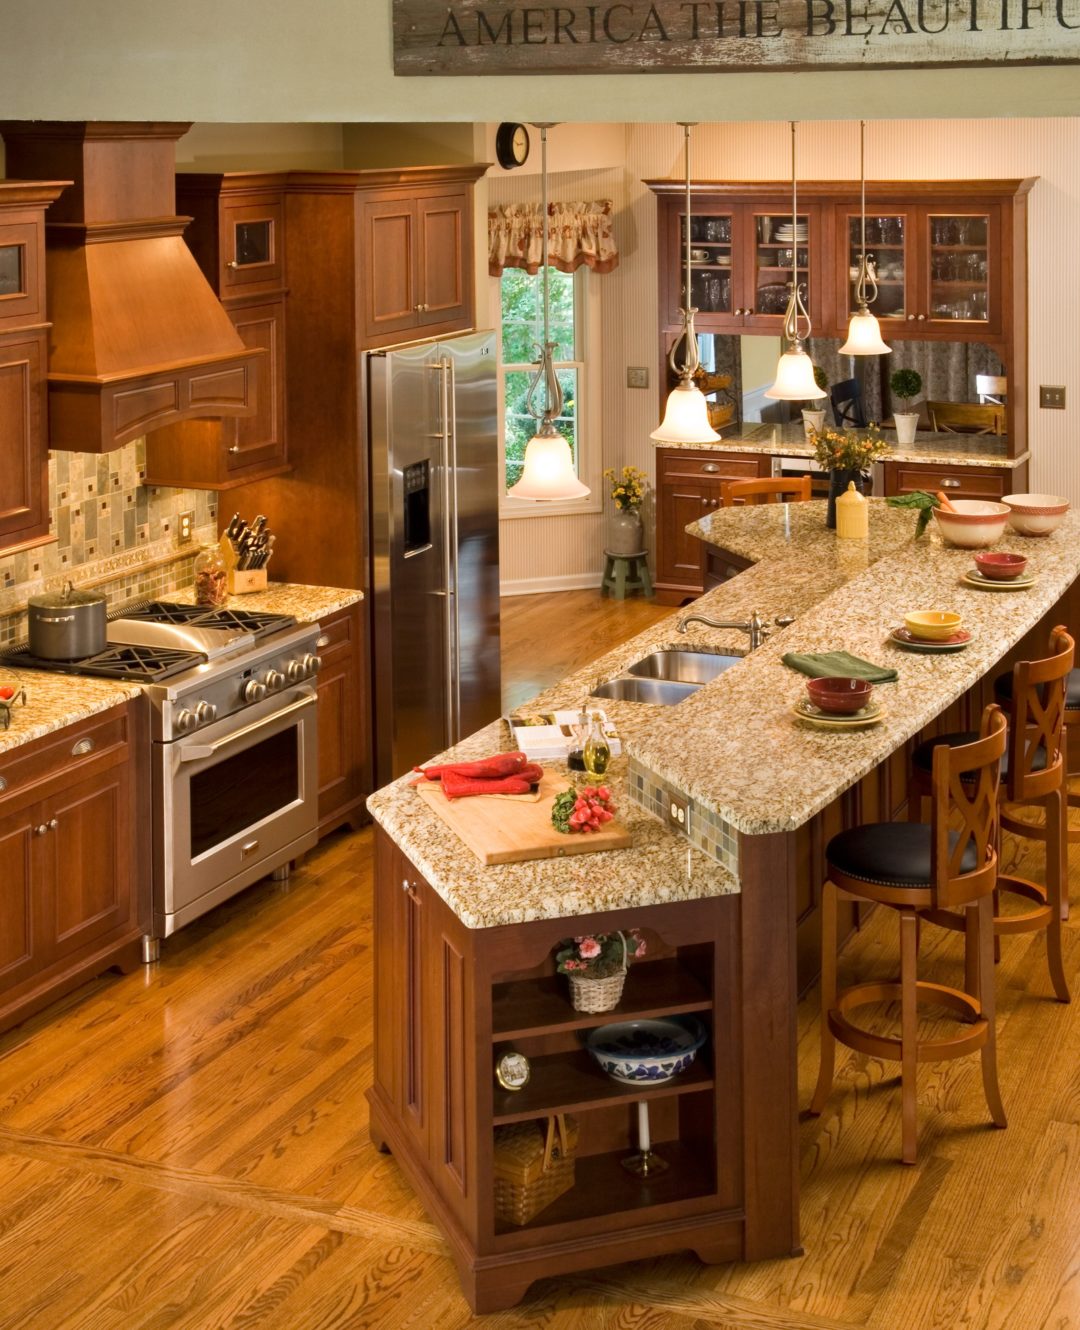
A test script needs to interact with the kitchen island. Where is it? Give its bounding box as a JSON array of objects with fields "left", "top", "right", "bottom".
[{"left": 366, "top": 502, "right": 1080, "bottom": 1313}]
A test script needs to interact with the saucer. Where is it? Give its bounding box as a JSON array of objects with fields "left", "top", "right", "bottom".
[
  {"left": 792, "top": 698, "right": 885, "bottom": 729},
  {"left": 890, "top": 626, "right": 972, "bottom": 653},
  {"left": 962, "top": 569, "right": 1037, "bottom": 592}
]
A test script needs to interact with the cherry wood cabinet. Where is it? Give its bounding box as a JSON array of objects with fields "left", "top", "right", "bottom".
[
  {"left": 0, "top": 702, "right": 149, "bottom": 1035},
  {"left": 144, "top": 174, "right": 290, "bottom": 491},
  {"left": 654, "top": 448, "right": 770, "bottom": 605},
  {"left": 882, "top": 458, "right": 1027, "bottom": 502},
  {"left": 368, "top": 825, "right": 791, "bottom": 1315},
  {"left": 314, "top": 603, "right": 370, "bottom": 837},
  {"left": 648, "top": 179, "right": 1032, "bottom": 458},
  {"left": 0, "top": 181, "right": 67, "bottom": 554}
]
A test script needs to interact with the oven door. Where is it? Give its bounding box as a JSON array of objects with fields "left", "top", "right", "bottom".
[{"left": 155, "top": 685, "right": 319, "bottom": 935}]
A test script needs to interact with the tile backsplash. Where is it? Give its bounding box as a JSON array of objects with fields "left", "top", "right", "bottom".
[{"left": 0, "top": 439, "right": 217, "bottom": 645}]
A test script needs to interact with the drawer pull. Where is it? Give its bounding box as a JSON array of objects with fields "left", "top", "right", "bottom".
[
  {"left": 0, "top": 776, "right": 6, "bottom": 793},
  {"left": 48, "top": 818, "right": 58, "bottom": 831},
  {"left": 71, "top": 737, "right": 95, "bottom": 757},
  {"left": 316, "top": 634, "right": 331, "bottom": 648},
  {"left": 942, "top": 478, "right": 962, "bottom": 489},
  {"left": 701, "top": 463, "right": 721, "bottom": 473}
]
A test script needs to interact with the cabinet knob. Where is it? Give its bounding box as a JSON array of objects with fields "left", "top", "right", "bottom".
[
  {"left": 35, "top": 824, "right": 48, "bottom": 836},
  {"left": 228, "top": 446, "right": 241, "bottom": 454},
  {"left": 907, "top": 314, "right": 916, "bottom": 321},
  {"left": 226, "top": 260, "right": 239, "bottom": 269},
  {"left": 701, "top": 497, "right": 708, "bottom": 507},
  {"left": 916, "top": 313, "right": 926, "bottom": 321},
  {"left": 414, "top": 303, "right": 429, "bottom": 313},
  {"left": 711, "top": 498, "right": 719, "bottom": 507},
  {"left": 48, "top": 817, "right": 58, "bottom": 830}
]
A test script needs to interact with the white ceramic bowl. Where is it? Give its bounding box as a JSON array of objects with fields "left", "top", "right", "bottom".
[
  {"left": 1001, "top": 493, "right": 1070, "bottom": 537},
  {"left": 932, "top": 500, "right": 1011, "bottom": 549}
]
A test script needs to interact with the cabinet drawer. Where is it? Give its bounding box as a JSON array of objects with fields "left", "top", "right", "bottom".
[
  {"left": 658, "top": 450, "right": 764, "bottom": 482},
  {"left": 887, "top": 463, "right": 1008, "bottom": 500},
  {"left": 0, "top": 708, "right": 130, "bottom": 808},
  {"left": 316, "top": 606, "right": 355, "bottom": 659}
]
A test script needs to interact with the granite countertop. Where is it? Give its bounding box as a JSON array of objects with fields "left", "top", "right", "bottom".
[
  {"left": 0, "top": 582, "right": 364, "bottom": 758},
  {"left": 367, "top": 501, "right": 1080, "bottom": 928},
  {"left": 656, "top": 422, "right": 1029, "bottom": 470}
]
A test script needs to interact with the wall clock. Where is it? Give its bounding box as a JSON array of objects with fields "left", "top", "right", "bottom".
[{"left": 495, "top": 123, "right": 530, "bottom": 170}]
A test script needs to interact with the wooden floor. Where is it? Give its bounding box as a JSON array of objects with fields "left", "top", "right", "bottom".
[{"left": 2, "top": 589, "right": 1080, "bottom": 1329}]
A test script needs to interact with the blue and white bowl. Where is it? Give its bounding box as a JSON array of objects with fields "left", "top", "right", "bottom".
[{"left": 584, "top": 1016, "right": 708, "bottom": 1085}]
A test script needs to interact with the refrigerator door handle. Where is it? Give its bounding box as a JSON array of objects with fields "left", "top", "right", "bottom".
[
  {"left": 446, "top": 355, "right": 462, "bottom": 743},
  {"left": 437, "top": 356, "right": 457, "bottom": 748}
]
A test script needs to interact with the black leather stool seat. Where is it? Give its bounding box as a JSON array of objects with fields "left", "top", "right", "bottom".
[
  {"left": 827, "top": 822, "right": 978, "bottom": 888},
  {"left": 994, "top": 667, "right": 1080, "bottom": 710},
  {"left": 911, "top": 731, "right": 1047, "bottom": 777}
]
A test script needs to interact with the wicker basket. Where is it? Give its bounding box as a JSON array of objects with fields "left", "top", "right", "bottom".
[
  {"left": 565, "top": 931, "right": 628, "bottom": 1014},
  {"left": 493, "top": 1115, "right": 579, "bottom": 1226}
]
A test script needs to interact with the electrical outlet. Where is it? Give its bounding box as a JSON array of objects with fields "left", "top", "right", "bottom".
[
  {"left": 626, "top": 366, "right": 649, "bottom": 389},
  {"left": 1039, "top": 385, "right": 1066, "bottom": 410},
  {"left": 177, "top": 510, "right": 195, "bottom": 544},
  {"left": 666, "top": 792, "right": 689, "bottom": 833}
]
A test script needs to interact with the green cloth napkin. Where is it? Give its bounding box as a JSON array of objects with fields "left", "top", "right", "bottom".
[{"left": 782, "top": 650, "right": 899, "bottom": 683}]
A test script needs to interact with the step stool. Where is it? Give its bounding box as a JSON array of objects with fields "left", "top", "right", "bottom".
[{"left": 601, "top": 550, "right": 652, "bottom": 600}]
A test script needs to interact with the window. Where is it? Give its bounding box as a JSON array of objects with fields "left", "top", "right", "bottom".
[{"left": 497, "top": 266, "right": 599, "bottom": 514}]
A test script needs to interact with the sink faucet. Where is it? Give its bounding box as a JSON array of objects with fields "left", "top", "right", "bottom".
[{"left": 676, "top": 610, "right": 794, "bottom": 651}]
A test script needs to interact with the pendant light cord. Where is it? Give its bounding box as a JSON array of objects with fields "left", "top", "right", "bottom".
[
  {"left": 668, "top": 122, "right": 700, "bottom": 382},
  {"left": 524, "top": 124, "right": 562, "bottom": 430},
  {"left": 853, "top": 119, "right": 878, "bottom": 312}
]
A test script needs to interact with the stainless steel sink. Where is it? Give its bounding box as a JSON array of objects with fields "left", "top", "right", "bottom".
[
  {"left": 590, "top": 677, "right": 700, "bottom": 706},
  {"left": 627, "top": 650, "right": 742, "bottom": 684}
]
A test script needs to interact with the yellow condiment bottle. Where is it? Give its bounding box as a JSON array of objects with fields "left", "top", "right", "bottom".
[{"left": 835, "top": 481, "right": 869, "bottom": 540}]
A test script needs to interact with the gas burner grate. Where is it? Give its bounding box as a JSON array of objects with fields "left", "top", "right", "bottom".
[
  {"left": 115, "top": 599, "right": 296, "bottom": 638},
  {"left": 3, "top": 642, "right": 204, "bottom": 682},
  {"left": 113, "top": 600, "right": 210, "bottom": 625}
]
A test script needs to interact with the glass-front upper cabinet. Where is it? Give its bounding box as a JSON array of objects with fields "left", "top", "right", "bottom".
[
  {"left": 922, "top": 210, "right": 996, "bottom": 332},
  {"left": 839, "top": 211, "right": 909, "bottom": 324},
  {"left": 678, "top": 209, "right": 735, "bottom": 320},
  {"left": 220, "top": 196, "right": 285, "bottom": 295},
  {"left": 749, "top": 211, "right": 811, "bottom": 322}
]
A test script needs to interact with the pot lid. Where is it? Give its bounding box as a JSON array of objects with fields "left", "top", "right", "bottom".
[{"left": 29, "top": 581, "right": 106, "bottom": 610}]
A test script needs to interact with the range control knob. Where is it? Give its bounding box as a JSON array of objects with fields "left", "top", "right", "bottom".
[
  {"left": 175, "top": 708, "right": 199, "bottom": 734},
  {"left": 262, "top": 669, "right": 286, "bottom": 693},
  {"left": 286, "top": 659, "right": 305, "bottom": 684},
  {"left": 241, "top": 679, "right": 268, "bottom": 704},
  {"left": 300, "top": 653, "right": 323, "bottom": 678},
  {"left": 194, "top": 701, "right": 218, "bottom": 726}
]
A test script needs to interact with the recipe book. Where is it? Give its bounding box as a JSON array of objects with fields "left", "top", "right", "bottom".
[{"left": 505, "top": 708, "right": 622, "bottom": 762}]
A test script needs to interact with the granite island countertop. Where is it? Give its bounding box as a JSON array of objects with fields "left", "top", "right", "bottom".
[
  {"left": 367, "top": 501, "right": 1080, "bottom": 928},
  {"left": 656, "top": 421, "right": 1029, "bottom": 470},
  {"left": 0, "top": 581, "right": 364, "bottom": 758}
]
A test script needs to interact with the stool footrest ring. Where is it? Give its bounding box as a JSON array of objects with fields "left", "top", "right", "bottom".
[{"left": 829, "top": 979, "right": 988, "bottom": 1063}]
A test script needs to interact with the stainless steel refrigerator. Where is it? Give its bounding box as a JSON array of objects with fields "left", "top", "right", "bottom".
[{"left": 366, "top": 331, "right": 502, "bottom": 787}]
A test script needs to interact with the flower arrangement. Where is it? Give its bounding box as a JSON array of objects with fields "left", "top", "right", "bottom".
[
  {"left": 603, "top": 465, "right": 647, "bottom": 513},
  {"left": 810, "top": 423, "right": 891, "bottom": 473},
  {"left": 556, "top": 930, "right": 645, "bottom": 979}
]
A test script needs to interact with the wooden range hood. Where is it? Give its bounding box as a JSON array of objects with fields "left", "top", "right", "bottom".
[{"left": 0, "top": 121, "right": 261, "bottom": 453}]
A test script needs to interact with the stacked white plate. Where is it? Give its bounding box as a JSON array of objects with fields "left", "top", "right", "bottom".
[{"left": 776, "top": 224, "right": 808, "bottom": 241}]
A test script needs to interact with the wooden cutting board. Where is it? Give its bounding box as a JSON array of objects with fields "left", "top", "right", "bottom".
[{"left": 415, "top": 768, "right": 632, "bottom": 865}]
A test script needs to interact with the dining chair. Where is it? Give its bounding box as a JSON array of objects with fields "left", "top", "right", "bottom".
[
  {"left": 976, "top": 374, "right": 1007, "bottom": 405},
  {"left": 720, "top": 476, "right": 812, "bottom": 507},
  {"left": 927, "top": 401, "right": 1006, "bottom": 434},
  {"left": 830, "top": 378, "right": 867, "bottom": 429}
]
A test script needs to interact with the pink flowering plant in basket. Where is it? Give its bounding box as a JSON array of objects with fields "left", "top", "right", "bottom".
[{"left": 555, "top": 930, "right": 645, "bottom": 979}]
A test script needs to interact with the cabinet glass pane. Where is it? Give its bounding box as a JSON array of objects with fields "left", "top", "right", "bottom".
[
  {"left": 680, "top": 213, "right": 733, "bottom": 315},
  {"left": 754, "top": 213, "right": 809, "bottom": 316},
  {"left": 847, "top": 215, "right": 906, "bottom": 320},
  {"left": 0, "top": 245, "right": 23, "bottom": 297},
  {"left": 234, "top": 220, "right": 273, "bottom": 268},
  {"left": 927, "top": 213, "right": 990, "bottom": 323}
]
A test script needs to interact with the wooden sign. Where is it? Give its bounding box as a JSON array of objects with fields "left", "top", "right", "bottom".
[{"left": 393, "top": 0, "right": 1080, "bottom": 74}]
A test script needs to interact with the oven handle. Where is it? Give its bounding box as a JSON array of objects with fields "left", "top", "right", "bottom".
[{"left": 177, "top": 692, "right": 316, "bottom": 763}]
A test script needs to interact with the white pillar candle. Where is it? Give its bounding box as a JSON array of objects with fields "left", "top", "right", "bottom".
[{"left": 637, "top": 1100, "right": 651, "bottom": 1154}]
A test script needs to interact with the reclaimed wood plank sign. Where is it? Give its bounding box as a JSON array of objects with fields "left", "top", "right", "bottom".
[{"left": 393, "top": 0, "right": 1080, "bottom": 73}]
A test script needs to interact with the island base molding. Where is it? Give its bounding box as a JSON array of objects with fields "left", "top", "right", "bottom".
[{"left": 368, "top": 826, "right": 800, "bottom": 1313}]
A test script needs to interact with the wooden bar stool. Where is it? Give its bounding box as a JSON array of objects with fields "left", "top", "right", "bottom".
[
  {"left": 997, "top": 664, "right": 1080, "bottom": 850},
  {"left": 720, "top": 475, "right": 811, "bottom": 507},
  {"left": 810, "top": 704, "right": 1008, "bottom": 1165},
  {"left": 600, "top": 550, "right": 652, "bottom": 600},
  {"left": 909, "top": 627, "right": 1074, "bottom": 1002}
]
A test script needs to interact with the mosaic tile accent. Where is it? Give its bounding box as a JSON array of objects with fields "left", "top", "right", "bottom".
[
  {"left": 0, "top": 439, "right": 217, "bottom": 646},
  {"left": 628, "top": 754, "right": 740, "bottom": 880}
]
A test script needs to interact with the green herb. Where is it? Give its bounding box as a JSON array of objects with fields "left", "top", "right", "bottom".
[
  {"left": 551, "top": 788, "right": 577, "bottom": 835},
  {"left": 886, "top": 489, "right": 940, "bottom": 536}
]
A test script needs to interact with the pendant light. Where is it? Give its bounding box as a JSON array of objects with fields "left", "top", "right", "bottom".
[
  {"left": 764, "top": 122, "right": 828, "bottom": 403},
  {"left": 507, "top": 124, "right": 590, "bottom": 502},
  {"left": 839, "top": 120, "right": 892, "bottom": 357},
  {"left": 650, "top": 123, "right": 720, "bottom": 444}
]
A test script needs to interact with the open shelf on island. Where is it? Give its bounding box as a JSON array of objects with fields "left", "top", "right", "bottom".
[
  {"left": 492, "top": 958, "right": 712, "bottom": 1041},
  {"left": 493, "top": 1050, "right": 713, "bottom": 1124}
]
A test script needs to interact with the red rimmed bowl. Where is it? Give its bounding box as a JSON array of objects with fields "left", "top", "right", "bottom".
[
  {"left": 806, "top": 676, "right": 874, "bottom": 716},
  {"left": 931, "top": 500, "right": 1011, "bottom": 548},
  {"left": 1001, "top": 493, "right": 1070, "bottom": 537},
  {"left": 974, "top": 551, "right": 1028, "bottom": 581}
]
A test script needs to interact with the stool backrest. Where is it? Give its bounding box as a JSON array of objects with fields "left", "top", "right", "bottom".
[
  {"left": 721, "top": 476, "right": 812, "bottom": 507},
  {"left": 927, "top": 401, "right": 1005, "bottom": 435},
  {"left": 931, "top": 703, "right": 1007, "bottom": 909},
  {"left": 1006, "top": 625, "right": 1074, "bottom": 802}
]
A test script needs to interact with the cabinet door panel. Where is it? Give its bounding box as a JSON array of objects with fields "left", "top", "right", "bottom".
[
  {"left": 362, "top": 199, "right": 417, "bottom": 342},
  {"left": 48, "top": 768, "right": 132, "bottom": 962},
  {"left": 0, "top": 332, "right": 47, "bottom": 549},
  {"left": 220, "top": 197, "right": 284, "bottom": 295},
  {"left": 226, "top": 299, "right": 286, "bottom": 475},
  {"left": 657, "top": 478, "right": 716, "bottom": 590},
  {"left": 0, "top": 812, "right": 37, "bottom": 988},
  {"left": 417, "top": 194, "right": 467, "bottom": 327}
]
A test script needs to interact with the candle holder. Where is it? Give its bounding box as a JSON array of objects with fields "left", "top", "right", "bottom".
[{"left": 621, "top": 1101, "right": 668, "bottom": 1178}]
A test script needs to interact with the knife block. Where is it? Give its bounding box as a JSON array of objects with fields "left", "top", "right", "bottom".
[{"left": 218, "top": 533, "right": 268, "bottom": 594}]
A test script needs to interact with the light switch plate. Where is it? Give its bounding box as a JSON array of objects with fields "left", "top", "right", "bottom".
[
  {"left": 1039, "top": 385, "right": 1066, "bottom": 409},
  {"left": 178, "top": 510, "right": 195, "bottom": 544},
  {"left": 626, "top": 366, "right": 649, "bottom": 389}
]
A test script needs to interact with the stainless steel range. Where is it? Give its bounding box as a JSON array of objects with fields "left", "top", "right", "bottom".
[{"left": 6, "top": 600, "right": 322, "bottom": 958}]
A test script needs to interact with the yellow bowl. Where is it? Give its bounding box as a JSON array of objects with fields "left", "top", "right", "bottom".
[{"left": 904, "top": 610, "right": 963, "bottom": 642}]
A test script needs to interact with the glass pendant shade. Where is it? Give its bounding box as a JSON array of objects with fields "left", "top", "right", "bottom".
[
  {"left": 650, "top": 379, "right": 720, "bottom": 443},
  {"left": 840, "top": 307, "right": 892, "bottom": 356},
  {"left": 507, "top": 425, "right": 590, "bottom": 501},
  {"left": 764, "top": 350, "right": 827, "bottom": 401}
]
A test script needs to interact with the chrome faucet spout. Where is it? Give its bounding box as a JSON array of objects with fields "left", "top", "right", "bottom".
[{"left": 677, "top": 608, "right": 770, "bottom": 650}]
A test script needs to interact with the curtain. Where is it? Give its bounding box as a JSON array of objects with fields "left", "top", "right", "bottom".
[{"left": 488, "top": 202, "right": 619, "bottom": 277}]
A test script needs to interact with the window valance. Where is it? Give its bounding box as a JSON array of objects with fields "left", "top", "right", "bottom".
[{"left": 488, "top": 201, "right": 619, "bottom": 277}]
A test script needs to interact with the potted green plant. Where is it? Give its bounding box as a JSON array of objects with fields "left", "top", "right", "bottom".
[
  {"left": 890, "top": 367, "right": 923, "bottom": 445},
  {"left": 802, "top": 365, "right": 829, "bottom": 440}
]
